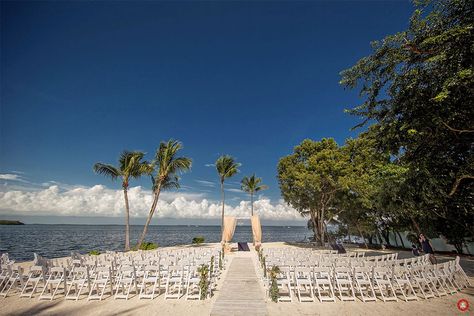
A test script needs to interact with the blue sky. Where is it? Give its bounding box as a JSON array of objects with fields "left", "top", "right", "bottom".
[{"left": 0, "top": 1, "right": 414, "bottom": 222}]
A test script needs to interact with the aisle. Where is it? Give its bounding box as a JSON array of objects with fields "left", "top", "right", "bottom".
[{"left": 210, "top": 251, "right": 267, "bottom": 316}]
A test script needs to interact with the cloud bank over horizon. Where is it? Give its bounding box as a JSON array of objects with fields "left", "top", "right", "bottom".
[{"left": 0, "top": 183, "right": 301, "bottom": 221}]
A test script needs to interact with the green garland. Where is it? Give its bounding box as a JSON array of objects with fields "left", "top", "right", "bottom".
[
  {"left": 219, "top": 251, "right": 223, "bottom": 270},
  {"left": 268, "top": 266, "right": 280, "bottom": 303},
  {"left": 198, "top": 264, "right": 210, "bottom": 300},
  {"left": 262, "top": 257, "right": 266, "bottom": 278}
]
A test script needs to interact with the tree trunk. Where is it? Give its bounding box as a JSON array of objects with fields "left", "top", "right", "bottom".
[
  {"left": 381, "top": 229, "right": 391, "bottom": 246},
  {"left": 367, "top": 235, "right": 373, "bottom": 245},
  {"left": 410, "top": 217, "right": 422, "bottom": 235},
  {"left": 220, "top": 180, "right": 225, "bottom": 238},
  {"left": 136, "top": 186, "right": 161, "bottom": 248},
  {"left": 309, "top": 211, "right": 318, "bottom": 243},
  {"left": 396, "top": 231, "right": 406, "bottom": 248},
  {"left": 393, "top": 229, "right": 399, "bottom": 247},
  {"left": 320, "top": 207, "right": 325, "bottom": 247},
  {"left": 123, "top": 188, "right": 130, "bottom": 251},
  {"left": 250, "top": 192, "right": 254, "bottom": 245},
  {"left": 250, "top": 192, "right": 254, "bottom": 217},
  {"left": 376, "top": 231, "right": 383, "bottom": 245},
  {"left": 356, "top": 223, "right": 368, "bottom": 249}
]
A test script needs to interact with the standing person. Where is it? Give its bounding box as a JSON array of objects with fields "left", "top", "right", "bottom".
[{"left": 419, "top": 234, "right": 437, "bottom": 264}]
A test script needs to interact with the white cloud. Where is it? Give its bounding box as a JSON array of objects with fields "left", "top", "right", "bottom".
[
  {"left": 204, "top": 163, "right": 214, "bottom": 167},
  {"left": 0, "top": 174, "right": 22, "bottom": 181},
  {"left": 226, "top": 188, "right": 244, "bottom": 193},
  {"left": 195, "top": 180, "right": 216, "bottom": 188},
  {"left": 0, "top": 184, "right": 300, "bottom": 220}
]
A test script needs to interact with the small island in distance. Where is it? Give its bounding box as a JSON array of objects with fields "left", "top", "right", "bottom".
[{"left": 0, "top": 220, "right": 25, "bottom": 225}]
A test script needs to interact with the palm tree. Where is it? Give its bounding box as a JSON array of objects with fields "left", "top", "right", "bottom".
[
  {"left": 136, "top": 139, "right": 192, "bottom": 248},
  {"left": 93, "top": 151, "right": 152, "bottom": 251},
  {"left": 215, "top": 155, "right": 240, "bottom": 235},
  {"left": 241, "top": 174, "right": 268, "bottom": 216}
]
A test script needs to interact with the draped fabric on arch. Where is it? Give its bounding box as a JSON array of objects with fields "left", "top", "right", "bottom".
[
  {"left": 221, "top": 216, "right": 237, "bottom": 243},
  {"left": 251, "top": 215, "right": 262, "bottom": 244}
]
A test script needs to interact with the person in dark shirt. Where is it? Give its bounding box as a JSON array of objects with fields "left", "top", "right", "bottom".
[
  {"left": 419, "top": 233, "right": 437, "bottom": 264},
  {"left": 411, "top": 244, "right": 420, "bottom": 256}
]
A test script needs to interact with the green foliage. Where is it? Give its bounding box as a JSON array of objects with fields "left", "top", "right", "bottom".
[
  {"left": 198, "top": 264, "right": 210, "bottom": 300},
  {"left": 136, "top": 139, "right": 192, "bottom": 248},
  {"left": 192, "top": 236, "right": 205, "bottom": 244},
  {"left": 209, "top": 256, "right": 214, "bottom": 278},
  {"left": 277, "top": 138, "right": 346, "bottom": 245},
  {"left": 93, "top": 150, "right": 152, "bottom": 251},
  {"left": 89, "top": 250, "right": 100, "bottom": 256},
  {"left": 216, "top": 155, "right": 241, "bottom": 235},
  {"left": 268, "top": 266, "right": 281, "bottom": 302},
  {"left": 216, "top": 155, "right": 241, "bottom": 183},
  {"left": 340, "top": 0, "right": 474, "bottom": 245},
  {"left": 138, "top": 242, "right": 158, "bottom": 250}
]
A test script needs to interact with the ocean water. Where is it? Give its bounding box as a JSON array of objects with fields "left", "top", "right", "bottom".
[{"left": 0, "top": 225, "right": 310, "bottom": 262}]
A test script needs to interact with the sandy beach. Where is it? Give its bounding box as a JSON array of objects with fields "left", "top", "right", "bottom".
[{"left": 1, "top": 242, "right": 472, "bottom": 315}]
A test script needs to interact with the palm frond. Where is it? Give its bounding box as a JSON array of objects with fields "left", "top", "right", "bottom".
[
  {"left": 216, "top": 155, "right": 240, "bottom": 181},
  {"left": 241, "top": 173, "right": 268, "bottom": 193},
  {"left": 151, "top": 139, "right": 191, "bottom": 191},
  {"left": 93, "top": 163, "right": 121, "bottom": 180}
]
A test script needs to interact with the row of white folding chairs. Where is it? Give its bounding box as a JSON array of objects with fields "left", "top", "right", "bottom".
[
  {"left": 2, "top": 260, "right": 216, "bottom": 301},
  {"left": 262, "top": 258, "right": 470, "bottom": 303},
  {"left": 265, "top": 255, "right": 395, "bottom": 270}
]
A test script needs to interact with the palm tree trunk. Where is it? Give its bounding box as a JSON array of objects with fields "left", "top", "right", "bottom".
[
  {"left": 136, "top": 186, "right": 161, "bottom": 248},
  {"left": 220, "top": 181, "right": 225, "bottom": 238},
  {"left": 251, "top": 192, "right": 254, "bottom": 217},
  {"left": 123, "top": 188, "right": 130, "bottom": 251}
]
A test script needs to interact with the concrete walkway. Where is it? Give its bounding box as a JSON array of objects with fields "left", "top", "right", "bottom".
[{"left": 210, "top": 252, "right": 267, "bottom": 316}]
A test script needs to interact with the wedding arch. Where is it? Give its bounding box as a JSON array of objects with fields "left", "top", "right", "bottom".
[{"left": 221, "top": 215, "right": 262, "bottom": 246}]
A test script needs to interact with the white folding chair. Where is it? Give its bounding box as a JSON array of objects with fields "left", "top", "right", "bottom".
[
  {"left": 165, "top": 266, "right": 184, "bottom": 299},
  {"left": 409, "top": 265, "right": 435, "bottom": 299},
  {"left": 372, "top": 267, "right": 397, "bottom": 302},
  {"left": 353, "top": 267, "right": 376, "bottom": 302},
  {"left": 184, "top": 265, "right": 201, "bottom": 300},
  {"left": 453, "top": 256, "right": 471, "bottom": 288},
  {"left": 294, "top": 267, "right": 314, "bottom": 302},
  {"left": 0, "top": 265, "right": 25, "bottom": 297},
  {"left": 334, "top": 266, "right": 355, "bottom": 301},
  {"left": 139, "top": 265, "right": 160, "bottom": 299},
  {"left": 20, "top": 266, "right": 46, "bottom": 298},
  {"left": 313, "top": 267, "right": 336, "bottom": 302},
  {"left": 39, "top": 267, "right": 67, "bottom": 300},
  {"left": 424, "top": 265, "right": 447, "bottom": 297},
  {"left": 114, "top": 265, "right": 138, "bottom": 300},
  {"left": 88, "top": 266, "right": 113, "bottom": 301},
  {"left": 391, "top": 265, "right": 418, "bottom": 301},
  {"left": 275, "top": 267, "right": 293, "bottom": 302},
  {"left": 65, "top": 266, "right": 91, "bottom": 300}
]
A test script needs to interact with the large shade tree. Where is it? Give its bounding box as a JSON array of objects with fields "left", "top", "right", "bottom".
[
  {"left": 278, "top": 138, "right": 346, "bottom": 246},
  {"left": 93, "top": 151, "right": 152, "bottom": 251},
  {"left": 136, "top": 140, "right": 192, "bottom": 248},
  {"left": 340, "top": 0, "right": 474, "bottom": 241},
  {"left": 215, "top": 155, "right": 240, "bottom": 235},
  {"left": 241, "top": 174, "right": 268, "bottom": 216}
]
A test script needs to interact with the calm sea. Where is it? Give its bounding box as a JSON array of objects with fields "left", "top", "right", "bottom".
[{"left": 0, "top": 225, "right": 310, "bottom": 262}]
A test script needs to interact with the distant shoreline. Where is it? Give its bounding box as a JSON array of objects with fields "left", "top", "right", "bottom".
[
  {"left": 0, "top": 223, "right": 304, "bottom": 227},
  {"left": 0, "top": 220, "right": 24, "bottom": 225}
]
